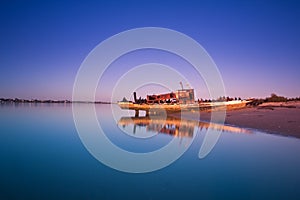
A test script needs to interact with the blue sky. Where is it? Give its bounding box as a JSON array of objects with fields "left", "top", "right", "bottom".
[{"left": 0, "top": 0, "right": 299, "bottom": 101}]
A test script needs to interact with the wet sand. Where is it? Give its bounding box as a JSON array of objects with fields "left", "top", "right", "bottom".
[{"left": 181, "top": 102, "right": 300, "bottom": 138}]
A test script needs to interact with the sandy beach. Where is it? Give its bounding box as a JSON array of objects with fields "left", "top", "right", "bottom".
[{"left": 180, "top": 102, "right": 300, "bottom": 138}]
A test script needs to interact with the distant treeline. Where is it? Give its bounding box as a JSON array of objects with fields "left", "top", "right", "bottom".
[
  {"left": 249, "top": 93, "right": 300, "bottom": 106},
  {"left": 198, "top": 96, "right": 242, "bottom": 103},
  {"left": 0, "top": 98, "right": 111, "bottom": 104},
  {"left": 199, "top": 93, "right": 299, "bottom": 104},
  {"left": 0, "top": 98, "right": 72, "bottom": 104}
]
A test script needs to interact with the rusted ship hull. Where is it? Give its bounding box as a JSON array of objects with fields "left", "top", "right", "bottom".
[{"left": 118, "top": 100, "right": 250, "bottom": 116}]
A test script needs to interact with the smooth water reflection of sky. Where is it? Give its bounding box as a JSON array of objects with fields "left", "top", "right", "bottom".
[{"left": 0, "top": 104, "right": 299, "bottom": 199}]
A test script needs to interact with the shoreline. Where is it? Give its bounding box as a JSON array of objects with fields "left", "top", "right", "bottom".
[{"left": 178, "top": 102, "right": 300, "bottom": 139}]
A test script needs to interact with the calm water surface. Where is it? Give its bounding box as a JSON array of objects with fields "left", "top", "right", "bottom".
[{"left": 1, "top": 104, "right": 300, "bottom": 199}]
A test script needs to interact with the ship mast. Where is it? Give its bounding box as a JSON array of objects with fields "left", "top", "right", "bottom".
[{"left": 179, "top": 81, "right": 183, "bottom": 90}]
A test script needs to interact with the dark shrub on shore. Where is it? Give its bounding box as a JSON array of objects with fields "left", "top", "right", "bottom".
[{"left": 266, "top": 93, "right": 287, "bottom": 102}]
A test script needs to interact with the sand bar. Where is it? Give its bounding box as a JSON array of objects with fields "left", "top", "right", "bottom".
[{"left": 179, "top": 102, "right": 300, "bottom": 138}]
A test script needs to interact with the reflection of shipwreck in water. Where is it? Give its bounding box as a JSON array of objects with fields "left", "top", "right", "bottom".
[{"left": 118, "top": 116, "right": 252, "bottom": 138}]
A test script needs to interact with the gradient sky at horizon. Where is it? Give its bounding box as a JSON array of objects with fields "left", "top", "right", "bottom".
[{"left": 0, "top": 0, "right": 299, "bottom": 101}]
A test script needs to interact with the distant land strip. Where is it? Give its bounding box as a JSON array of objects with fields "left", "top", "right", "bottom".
[{"left": 0, "top": 98, "right": 111, "bottom": 104}]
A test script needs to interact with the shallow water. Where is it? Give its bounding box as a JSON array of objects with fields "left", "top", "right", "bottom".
[{"left": 1, "top": 104, "right": 300, "bottom": 199}]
